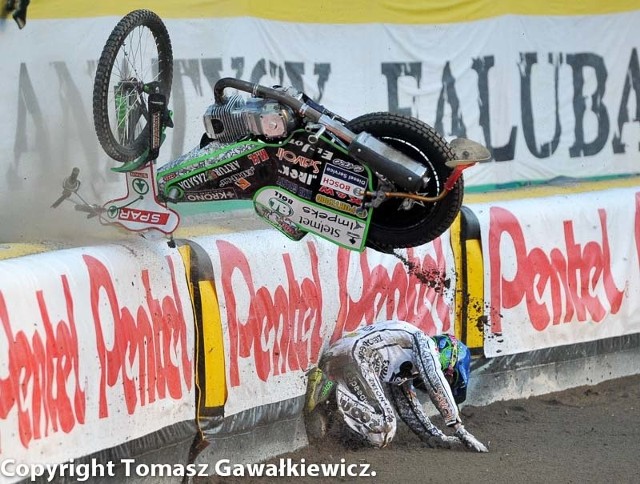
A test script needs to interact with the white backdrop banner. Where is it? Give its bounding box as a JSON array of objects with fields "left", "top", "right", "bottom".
[
  {"left": 1, "top": 10, "right": 640, "bottom": 242},
  {"left": 469, "top": 187, "right": 640, "bottom": 357}
]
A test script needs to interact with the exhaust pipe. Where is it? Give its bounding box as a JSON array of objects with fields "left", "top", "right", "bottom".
[{"left": 347, "top": 132, "right": 428, "bottom": 192}]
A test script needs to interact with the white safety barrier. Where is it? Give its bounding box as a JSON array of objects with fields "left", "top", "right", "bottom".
[
  {"left": 469, "top": 186, "right": 640, "bottom": 357},
  {"left": 0, "top": 241, "right": 195, "bottom": 483},
  {"left": 188, "top": 231, "right": 456, "bottom": 418},
  {"left": 1, "top": 185, "right": 640, "bottom": 480}
]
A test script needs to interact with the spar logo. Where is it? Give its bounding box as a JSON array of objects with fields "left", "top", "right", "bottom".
[{"left": 116, "top": 207, "right": 170, "bottom": 225}]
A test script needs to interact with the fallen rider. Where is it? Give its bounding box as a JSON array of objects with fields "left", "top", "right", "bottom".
[{"left": 305, "top": 320, "right": 488, "bottom": 452}]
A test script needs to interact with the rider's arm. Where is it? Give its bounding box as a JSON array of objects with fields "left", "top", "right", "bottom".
[
  {"left": 388, "top": 381, "right": 461, "bottom": 448},
  {"left": 411, "top": 331, "right": 488, "bottom": 452},
  {"left": 411, "top": 331, "right": 461, "bottom": 426}
]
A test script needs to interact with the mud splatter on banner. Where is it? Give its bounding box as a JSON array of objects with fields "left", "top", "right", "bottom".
[{"left": 191, "top": 232, "right": 456, "bottom": 417}]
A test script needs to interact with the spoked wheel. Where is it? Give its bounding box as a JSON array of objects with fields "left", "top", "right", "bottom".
[
  {"left": 347, "top": 113, "right": 463, "bottom": 252},
  {"left": 93, "top": 9, "right": 173, "bottom": 162}
]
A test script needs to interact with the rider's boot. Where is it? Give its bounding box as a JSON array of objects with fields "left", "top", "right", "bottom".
[
  {"left": 305, "top": 367, "right": 335, "bottom": 413},
  {"left": 304, "top": 367, "right": 337, "bottom": 442}
]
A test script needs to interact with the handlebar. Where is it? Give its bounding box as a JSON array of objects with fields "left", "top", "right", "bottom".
[
  {"left": 213, "top": 77, "right": 349, "bottom": 123},
  {"left": 213, "top": 77, "right": 357, "bottom": 144},
  {"left": 51, "top": 167, "right": 81, "bottom": 208},
  {"left": 63, "top": 167, "right": 80, "bottom": 192}
]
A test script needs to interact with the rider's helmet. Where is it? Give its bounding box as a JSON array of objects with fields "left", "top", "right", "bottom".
[{"left": 432, "top": 334, "right": 471, "bottom": 404}]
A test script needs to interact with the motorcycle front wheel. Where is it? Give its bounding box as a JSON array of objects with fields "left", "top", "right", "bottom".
[
  {"left": 347, "top": 113, "right": 463, "bottom": 252},
  {"left": 92, "top": 9, "right": 173, "bottom": 162}
]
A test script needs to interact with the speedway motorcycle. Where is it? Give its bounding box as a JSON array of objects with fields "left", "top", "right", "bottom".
[{"left": 54, "top": 9, "right": 489, "bottom": 252}]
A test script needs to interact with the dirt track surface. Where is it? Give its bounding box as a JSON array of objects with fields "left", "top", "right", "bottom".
[{"left": 199, "top": 374, "right": 639, "bottom": 484}]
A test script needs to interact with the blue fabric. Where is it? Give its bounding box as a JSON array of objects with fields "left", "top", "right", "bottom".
[{"left": 453, "top": 342, "right": 470, "bottom": 403}]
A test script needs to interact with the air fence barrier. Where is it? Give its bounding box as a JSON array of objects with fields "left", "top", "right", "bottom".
[{"left": 1, "top": 184, "right": 639, "bottom": 483}]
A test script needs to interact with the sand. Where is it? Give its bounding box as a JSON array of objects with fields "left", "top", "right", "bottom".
[{"left": 198, "top": 374, "right": 639, "bottom": 484}]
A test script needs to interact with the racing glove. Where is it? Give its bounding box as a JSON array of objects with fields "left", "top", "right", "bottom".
[
  {"left": 423, "top": 433, "right": 464, "bottom": 449},
  {"left": 454, "top": 425, "right": 489, "bottom": 452}
]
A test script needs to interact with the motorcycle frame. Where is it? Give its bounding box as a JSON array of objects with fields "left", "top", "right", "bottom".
[{"left": 154, "top": 127, "right": 376, "bottom": 251}]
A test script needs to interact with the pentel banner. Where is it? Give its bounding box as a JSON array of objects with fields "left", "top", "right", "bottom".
[
  {"left": 470, "top": 187, "right": 640, "bottom": 357},
  {"left": 0, "top": 242, "right": 195, "bottom": 475},
  {"left": 191, "top": 232, "right": 456, "bottom": 417}
]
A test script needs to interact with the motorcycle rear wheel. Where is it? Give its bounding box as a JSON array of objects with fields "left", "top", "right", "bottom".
[
  {"left": 347, "top": 112, "right": 463, "bottom": 252},
  {"left": 92, "top": 9, "right": 173, "bottom": 162}
]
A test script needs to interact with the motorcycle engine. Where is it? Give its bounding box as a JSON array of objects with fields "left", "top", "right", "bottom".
[{"left": 203, "top": 95, "right": 298, "bottom": 143}]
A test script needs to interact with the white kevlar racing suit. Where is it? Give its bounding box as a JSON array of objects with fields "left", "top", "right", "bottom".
[{"left": 318, "top": 320, "right": 487, "bottom": 451}]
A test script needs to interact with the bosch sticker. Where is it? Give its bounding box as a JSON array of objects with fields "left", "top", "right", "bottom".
[{"left": 321, "top": 164, "right": 367, "bottom": 198}]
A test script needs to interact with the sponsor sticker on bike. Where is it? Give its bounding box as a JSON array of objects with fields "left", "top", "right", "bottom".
[
  {"left": 276, "top": 176, "right": 314, "bottom": 200},
  {"left": 207, "top": 160, "right": 241, "bottom": 181},
  {"left": 247, "top": 148, "right": 269, "bottom": 165},
  {"left": 234, "top": 178, "right": 251, "bottom": 190},
  {"left": 116, "top": 207, "right": 170, "bottom": 225},
  {"left": 177, "top": 171, "right": 209, "bottom": 190},
  {"left": 276, "top": 147, "right": 321, "bottom": 173},
  {"left": 219, "top": 167, "right": 255, "bottom": 189},
  {"left": 330, "top": 158, "right": 365, "bottom": 173},
  {"left": 184, "top": 188, "right": 237, "bottom": 202},
  {"left": 100, "top": 163, "right": 181, "bottom": 235},
  {"left": 321, "top": 164, "right": 367, "bottom": 199},
  {"left": 254, "top": 187, "right": 368, "bottom": 251}
]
